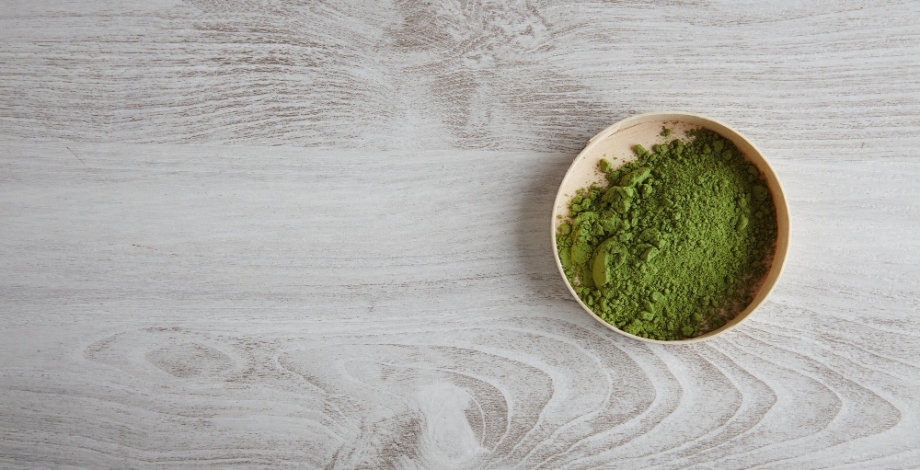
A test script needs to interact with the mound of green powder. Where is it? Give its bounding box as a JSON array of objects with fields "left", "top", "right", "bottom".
[{"left": 556, "top": 128, "right": 778, "bottom": 340}]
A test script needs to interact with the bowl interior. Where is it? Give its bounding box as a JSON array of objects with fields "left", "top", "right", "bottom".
[{"left": 552, "top": 112, "right": 790, "bottom": 343}]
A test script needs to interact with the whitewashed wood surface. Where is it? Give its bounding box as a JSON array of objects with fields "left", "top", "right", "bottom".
[{"left": 2, "top": 1, "right": 920, "bottom": 468}]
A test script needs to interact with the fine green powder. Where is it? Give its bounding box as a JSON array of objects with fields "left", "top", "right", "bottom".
[{"left": 556, "top": 128, "right": 778, "bottom": 340}]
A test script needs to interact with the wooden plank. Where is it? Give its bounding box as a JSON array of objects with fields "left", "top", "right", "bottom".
[
  {"left": 1, "top": 141, "right": 918, "bottom": 468},
  {"left": 1, "top": 1, "right": 918, "bottom": 152}
]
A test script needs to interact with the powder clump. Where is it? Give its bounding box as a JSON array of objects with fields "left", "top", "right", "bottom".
[{"left": 556, "top": 128, "right": 778, "bottom": 340}]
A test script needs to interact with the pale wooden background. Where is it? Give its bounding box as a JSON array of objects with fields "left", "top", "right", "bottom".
[{"left": 2, "top": 0, "right": 919, "bottom": 468}]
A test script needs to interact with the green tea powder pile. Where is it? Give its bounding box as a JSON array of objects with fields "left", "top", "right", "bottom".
[{"left": 556, "top": 128, "right": 778, "bottom": 340}]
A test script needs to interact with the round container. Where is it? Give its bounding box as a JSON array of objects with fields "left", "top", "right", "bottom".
[{"left": 552, "top": 112, "right": 790, "bottom": 343}]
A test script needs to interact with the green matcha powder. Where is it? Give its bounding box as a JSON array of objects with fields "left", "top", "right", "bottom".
[{"left": 556, "top": 128, "right": 778, "bottom": 340}]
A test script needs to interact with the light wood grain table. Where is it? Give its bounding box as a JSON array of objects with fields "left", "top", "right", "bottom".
[{"left": 2, "top": 1, "right": 919, "bottom": 468}]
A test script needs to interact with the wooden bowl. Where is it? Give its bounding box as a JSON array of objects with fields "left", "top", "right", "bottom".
[{"left": 552, "top": 112, "right": 790, "bottom": 343}]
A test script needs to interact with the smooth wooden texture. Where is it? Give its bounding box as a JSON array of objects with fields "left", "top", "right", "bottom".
[
  {"left": 2, "top": 1, "right": 920, "bottom": 468},
  {"left": 552, "top": 112, "right": 792, "bottom": 344}
]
